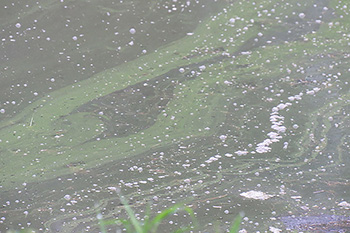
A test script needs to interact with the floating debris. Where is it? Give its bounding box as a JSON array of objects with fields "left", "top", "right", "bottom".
[
  {"left": 338, "top": 201, "right": 350, "bottom": 209},
  {"left": 240, "top": 191, "right": 275, "bottom": 200},
  {"left": 63, "top": 195, "right": 71, "bottom": 201},
  {"left": 269, "top": 226, "right": 282, "bottom": 233},
  {"left": 234, "top": 150, "right": 249, "bottom": 156}
]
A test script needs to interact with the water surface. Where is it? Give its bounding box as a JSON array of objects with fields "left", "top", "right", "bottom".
[{"left": 1, "top": 0, "right": 350, "bottom": 232}]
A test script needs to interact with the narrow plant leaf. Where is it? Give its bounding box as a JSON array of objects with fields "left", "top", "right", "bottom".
[
  {"left": 148, "top": 203, "right": 184, "bottom": 232},
  {"left": 229, "top": 213, "right": 243, "bottom": 233},
  {"left": 98, "top": 219, "right": 107, "bottom": 233},
  {"left": 142, "top": 204, "right": 152, "bottom": 231},
  {"left": 99, "top": 219, "right": 119, "bottom": 226},
  {"left": 183, "top": 206, "right": 197, "bottom": 227},
  {"left": 120, "top": 196, "right": 144, "bottom": 233}
]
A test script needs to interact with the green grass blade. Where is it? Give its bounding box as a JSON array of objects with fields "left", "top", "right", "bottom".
[
  {"left": 182, "top": 206, "right": 198, "bottom": 231},
  {"left": 120, "top": 196, "right": 144, "bottom": 233},
  {"left": 147, "top": 204, "right": 197, "bottom": 233},
  {"left": 99, "top": 219, "right": 119, "bottom": 226},
  {"left": 148, "top": 203, "right": 183, "bottom": 232},
  {"left": 97, "top": 213, "right": 107, "bottom": 233},
  {"left": 99, "top": 220, "right": 107, "bottom": 233},
  {"left": 142, "top": 203, "right": 152, "bottom": 231},
  {"left": 172, "top": 227, "right": 191, "bottom": 233},
  {"left": 229, "top": 213, "right": 244, "bottom": 233},
  {"left": 120, "top": 219, "right": 133, "bottom": 233}
]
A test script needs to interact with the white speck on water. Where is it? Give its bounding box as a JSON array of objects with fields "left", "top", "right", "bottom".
[
  {"left": 313, "top": 87, "right": 321, "bottom": 92},
  {"left": 241, "top": 51, "right": 252, "bottom": 55},
  {"left": 33, "top": 92, "right": 38, "bottom": 96},
  {"left": 199, "top": 65, "right": 206, "bottom": 71},
  {"left": 72, "top": 36, "right": 78, "bottom": 41},
  {"left": 256, "top": 145, "right": 271, "bottom": 153},
  {"left": 107, "top": 186, "right": 119, "bottom": 192},
  {"left": 179, "top": 68, "right": 185, "bottom": 73},
  {"left": 184, "top": 179, "right": 191, "bottom": 184},
  {"left": 50, "top": 78, "right": 55, "bottom": 82},
  {"left": 205, "top": 156, "right": 218, "bottom": 163},
  {"left": 219, "top": 135, "right": 227, "bottom": 141},
  {"left": 271, "top": 107, "right": 279, "bottom": 112},
  {"left": 271, "top": 125, "right": 286, "bottom": 133},
  {"left": 306, "top": 90, "right": 315, "bottom": 95},
  {"left": 288, "top": 96, "right": 295, "bottom": 101},
  {"left": 15, "top": 23, "right": 21, "bottom": 28},
  {"left": 276, "top": 103, "right": 291, "bottom": 110},
  {"left": 267, "top": 132, "right": 281, "bottom": 139},
  {"left": 299, "top": 13, "right": 305, "bottom": 19},
  {"left": 0, "top": 109, "right": 5, "bottom": 114},
  {"left": 229, "top": 18, "right": 235, "bottom": 24},
  {"left": 124, "top": 183, "right": 133, "bottom": 188},
  {"left": 269, "top": 226, "right": 282, "bottom": 233},
  {"left": 338, "top": 201, "right": 350, "bottom": 208},
  {"left": 129, "top": 28, "right": 136, "bottom": 34},
  {"left": 235, "top": 150, "right": 249, "bottom": 156},
  {"left": 63, "top": 194, "right": 71, "bottom": 201}
]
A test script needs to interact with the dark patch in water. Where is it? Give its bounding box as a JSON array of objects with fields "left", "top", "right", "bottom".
[
  {"left": 75, "top": 74, "right": 177, "bottom": 138},
  {"left": 281, "top": 215, "right": 350, "bottom": 232}
]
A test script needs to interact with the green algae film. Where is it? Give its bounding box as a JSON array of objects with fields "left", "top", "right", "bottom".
[{"left": 1, "top": 0, "right": 350, "bottom": 232}]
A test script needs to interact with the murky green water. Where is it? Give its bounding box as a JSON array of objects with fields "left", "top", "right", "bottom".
[{"left": 1, "top": 0, "right": 350, "bottom": 232}]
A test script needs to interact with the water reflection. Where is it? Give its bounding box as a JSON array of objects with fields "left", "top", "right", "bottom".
[{"left": 1, "top": 0, "right": 350, "bottom": 232}]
